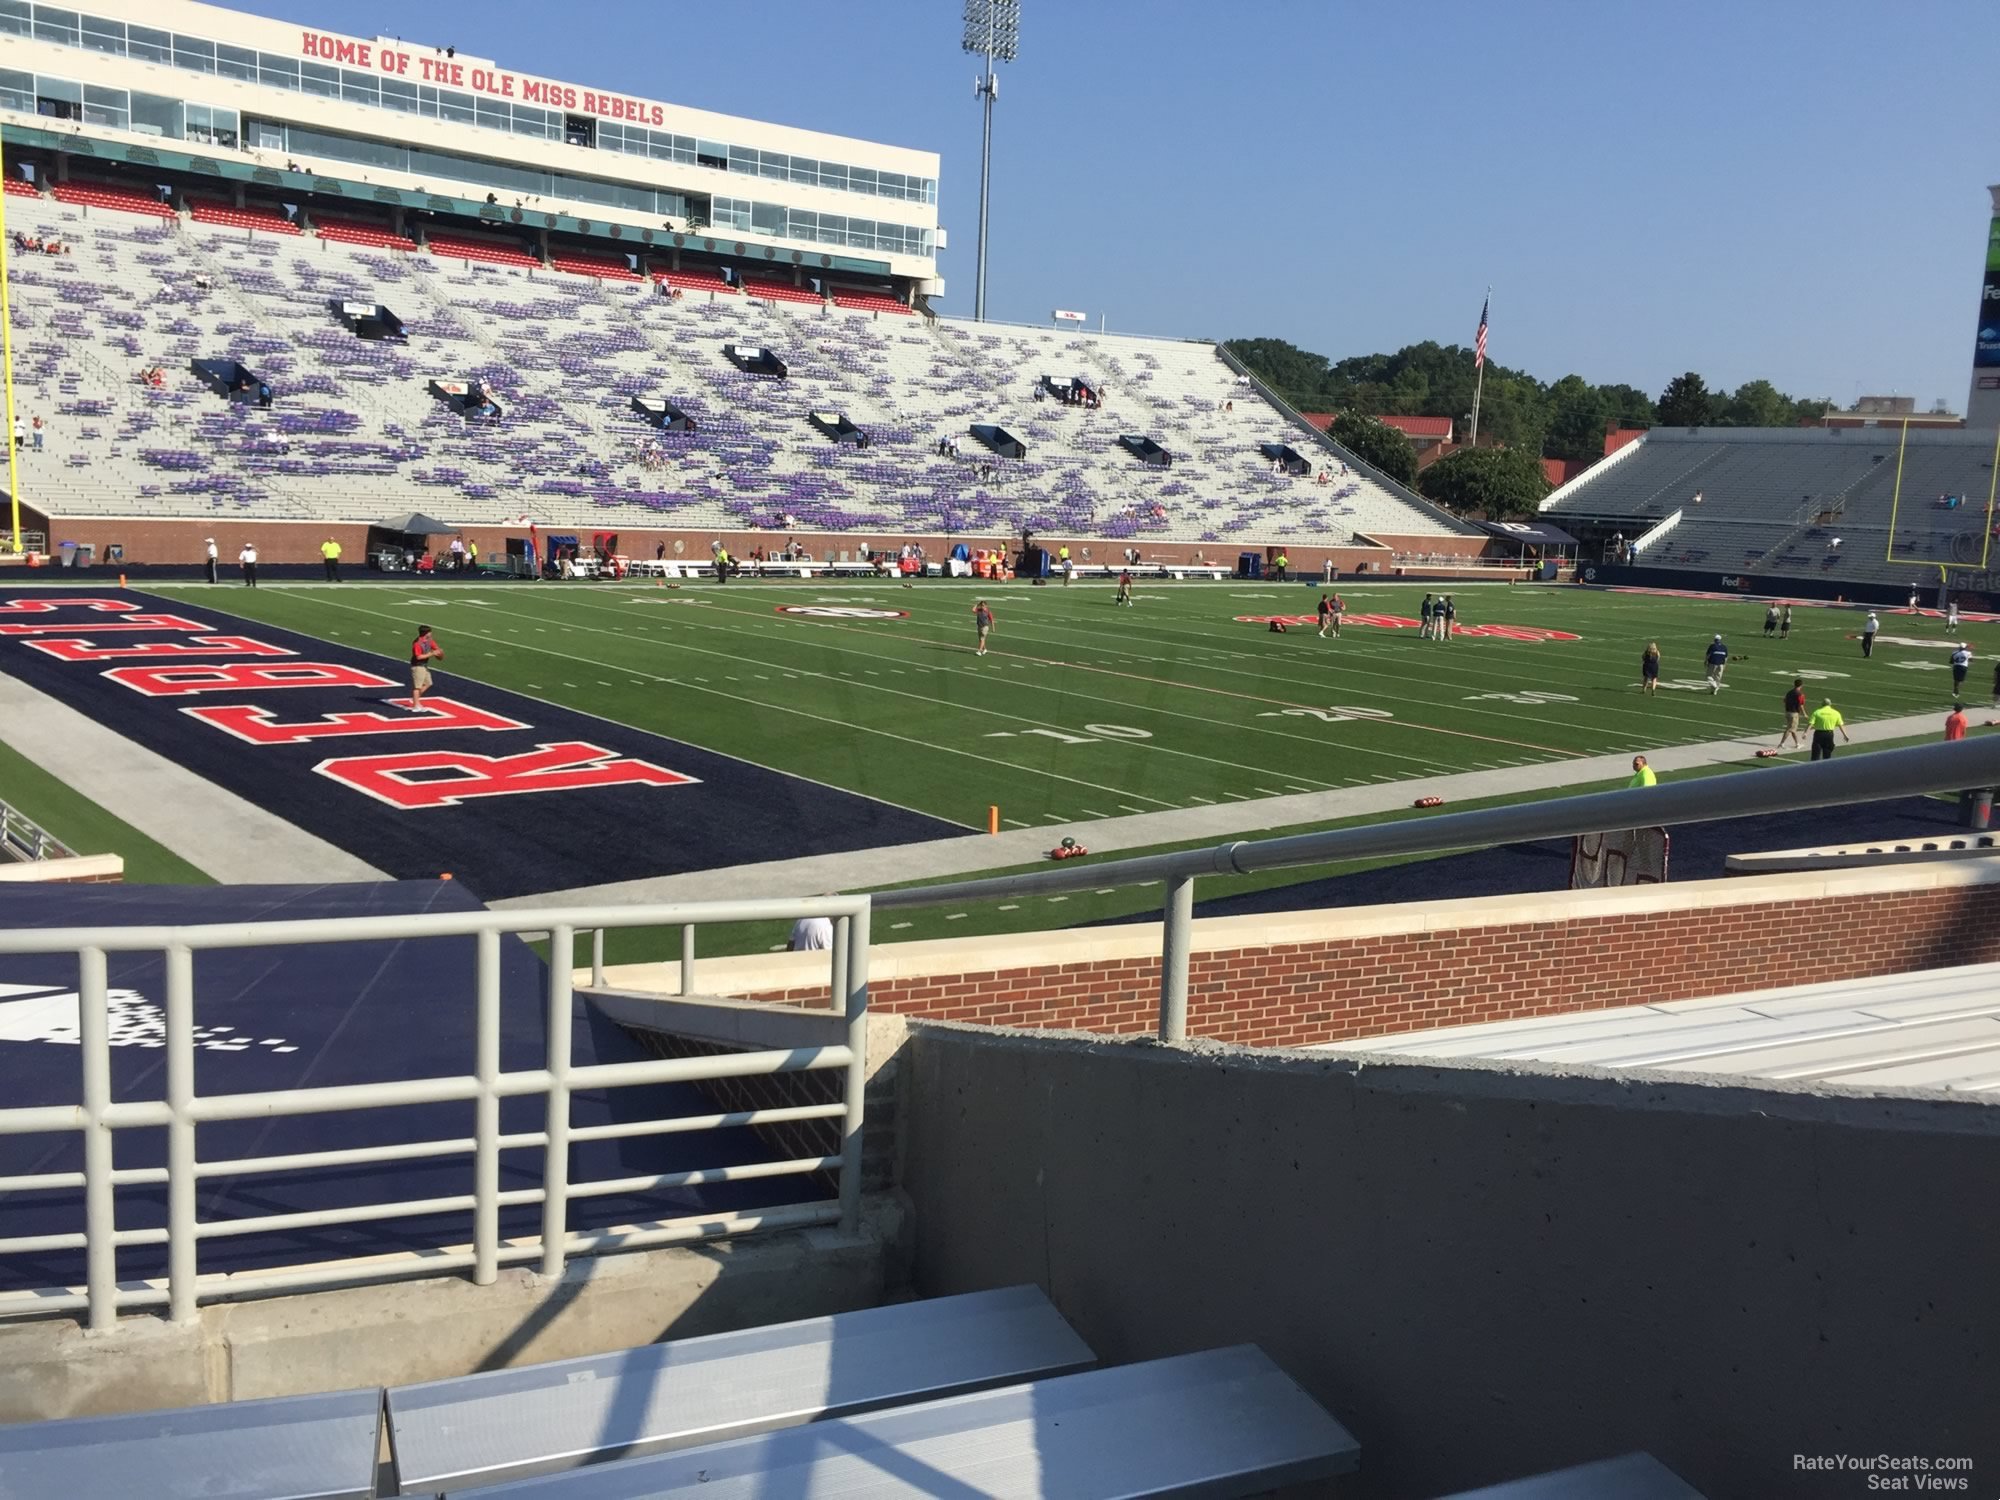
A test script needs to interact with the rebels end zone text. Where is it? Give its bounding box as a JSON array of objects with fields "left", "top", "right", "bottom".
[{"left": 0, "top": 597, "right": 695, "bottom": 810}]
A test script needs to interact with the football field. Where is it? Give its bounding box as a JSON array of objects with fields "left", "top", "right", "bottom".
[{"left": 149, "top": 577, "right": 1990, "bottom": 833}]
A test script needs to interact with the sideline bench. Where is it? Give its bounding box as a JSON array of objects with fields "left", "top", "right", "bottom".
[
  {"left": 387, "top": 1285, "right": 1093, "bottom": 1494},
  {"left": 455, "top": 1344, "right": 1358, "bottom": 1498},
  {"left": 0, "top": 1386, "right": 382, "bottom": 1500},
  {"left": 1437, "top": 1452, "right": 1706, "bottom": 1499}
]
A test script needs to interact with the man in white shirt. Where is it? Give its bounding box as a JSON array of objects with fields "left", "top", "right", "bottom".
[
  {"left": 1861, "top": 612, "right": 1879, "bottom": 658},
  {"left": 239, "top": 541, "right": 258, "bottom": 587},
  {"left": 449, "top": 535, "right": 467, "bottom": 571},
  {"left": 788, "top": 914, "right": 834, "bottom": 951},
  {"left": 204, "top": 537, "right": 218, "bottom": 585}
]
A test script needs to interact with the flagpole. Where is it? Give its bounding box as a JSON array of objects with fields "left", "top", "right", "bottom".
[{"left": 1468, "top": 284, "right": 1490, "bottom": 448}]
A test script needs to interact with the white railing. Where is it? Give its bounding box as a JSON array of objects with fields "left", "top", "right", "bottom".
[
  {"left": 1539, "top": 430, "right": 1648, "bottom": 511},
  {"left": 875, "top": 740, "right": 2000, "bottom": 1044},
  {"left": 0, "top": 799, "right": 76, "bottom": 863},
  {"left": 1630, "top": 507, "right": 1683, "bottom": 557},
  {"left": 0, "top": 896, "right": 870, "bottom": 1331}
]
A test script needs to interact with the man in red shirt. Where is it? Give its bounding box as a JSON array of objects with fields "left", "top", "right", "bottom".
[
  {"left": 1778, "top": 678, "right": 1807, "bottom": 750},
  {"left": 1945, "top": 705, "right": 1968, "bottom": 742},
  {"left": 410, "top": 625, "right": 444, "bottom": 709}
]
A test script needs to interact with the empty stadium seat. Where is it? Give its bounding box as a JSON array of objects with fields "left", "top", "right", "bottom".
[
  {"left": 0, "top": 1386, "right": 382, "bottom": 1500},
  {"left": 427, "top": 233, "right": 541, "bottom": 269},
  {"left": 385, "top": 1285, "right": 1095, "bottom": 1493},
  {"left": 654, "top": 268, "right": 736, "bottom": 295},
  {"left": 188, "top": 199, "right": 301, "bottom": 236},
  {"left": 3, "top": 176, "right": 41, "bottom": 199},
  {"left": 447, "top": 1345, "right": 1358, "bottom": 1498},
  {"left": 832, "top": 290, "right": 913, "bottom": 315},
  {"left": 314, "top": 218, "right": 417, "bottom": 251},
  {"left": 741, "top": 277, "right": 824, "bottom": 307},
  {"left": 551, "top": 251, "right": 642, "bottom": 281},
  {"left": 50, "top": 181, "right": 175, "bottom": 218}
]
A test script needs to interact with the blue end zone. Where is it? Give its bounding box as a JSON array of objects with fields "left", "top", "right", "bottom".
[
  {"left": 0, "top": 588, "right": 962, "bottom": 899},
  {"left": 0, "top": 880, "right": 808, "bottom": 1295}
]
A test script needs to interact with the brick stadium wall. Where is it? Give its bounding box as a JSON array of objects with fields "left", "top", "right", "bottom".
[
  {"left": 592, "top": 863, "right": 2000, "bottom": 1049},
  {"left": 23, "top": 517, "right": 1502, "bottom": 574}
]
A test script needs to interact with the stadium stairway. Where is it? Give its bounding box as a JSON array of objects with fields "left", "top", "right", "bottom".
[{"left": 0, "top": 1290, "right": 1359, "bottom": 1499}]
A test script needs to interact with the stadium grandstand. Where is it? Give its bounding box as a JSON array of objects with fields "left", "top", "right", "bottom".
[
  {"left": 0, "top": 4, "right": 1994, "bottom": 1499},
  {"left": 1544, "top": 425, "right": 2000, "bottom": 603},
  {"left": 0, "top": 0, "right": 1473, "bottom": 571}
]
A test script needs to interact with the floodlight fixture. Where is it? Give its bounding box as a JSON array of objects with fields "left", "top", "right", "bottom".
[{"left": 961, "top": 0, "right": 1020, "bottom": 320}]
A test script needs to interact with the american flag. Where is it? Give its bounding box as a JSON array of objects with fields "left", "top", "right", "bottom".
[{"left": 1474, "top": 294, "right": 1489, "bottom": 370}]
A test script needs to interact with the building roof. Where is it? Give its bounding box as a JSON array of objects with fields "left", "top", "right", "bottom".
[{"left": 1322, "top": 962, "right": 2000, "bottom": 1094}]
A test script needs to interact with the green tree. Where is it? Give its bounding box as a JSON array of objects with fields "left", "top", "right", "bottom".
[
  {"left": 1718, "top": 379, "right": 1790, "bottom": 428},
  {"left": 1656, "top": 372, "right": 1713, "bottom": 428},
  {"left": 1543, "top": 374, "right": 1612, "bottom": 463},
  {"left": 1416, "top": 445, "right": 1551, "bottom": 518},
  {"left": 1326, "top": 412, "right": 1417, "bottom": 485},
  {"left": 1598, "top": 383, "right": 1657, "bottom": 430}
]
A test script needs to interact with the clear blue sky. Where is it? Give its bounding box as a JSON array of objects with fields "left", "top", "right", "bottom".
[{"left": 239, "top": 0, "right": 2000, "bottom": 410}]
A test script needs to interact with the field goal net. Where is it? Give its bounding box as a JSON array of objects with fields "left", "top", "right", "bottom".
[{"left": 1570, "top": 827, "right": 1670, "bottom": 888}]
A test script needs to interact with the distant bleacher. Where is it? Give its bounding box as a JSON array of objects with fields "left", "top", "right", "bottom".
[
  {"left": 0, "top": 183, "right": 1472, "bottom": 547},
  {"left": 1547, "top": 427, "right": 1998, "bottom": 587}
]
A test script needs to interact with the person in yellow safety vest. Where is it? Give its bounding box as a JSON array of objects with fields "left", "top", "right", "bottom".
[
  {"left": 1273, "top": 552, "right": 1289, "bottom": 582},
  {"left": 1627, "top": 755, "right": 1656, "bottom": 788},
  {"left": 320, "top": 536, "right": 342, "bottom": 582},
  {"left": 1807, "top": 699, "right": 1851, "bottom": 762},
  {"left": 715, "top": 546, "right": 732, "bottom": 583},
  {"left": 1057, "top": 543, "right": 1071, "bottom": 585}
]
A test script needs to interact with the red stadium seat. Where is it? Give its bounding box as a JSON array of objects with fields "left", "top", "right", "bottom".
[
  {"left": 51, "top": 181, "right": 176, "bottom": 218},
  {"left": 832, "top": 290, "right": 913, "bottom": 315},
  {"left": 426, "top": 234, "right": 541, "bottom": 270},
  {"left": 741, "top": 277, "right": 824, "bottom": 307},
  {"left": 549, "top": 251, "right": 641, "bottom": 281},
  {"left": 2, "top": 177, "right": 41, "bottom": 199},
  {"left": 189, "top": 199, "right": 302, "bottom": 235},
  {"left": 315, "top": 218, "right": 417, "bottom": 251},
  {"left": 653, "top": 268, "right": 737, "bottom": 295}
]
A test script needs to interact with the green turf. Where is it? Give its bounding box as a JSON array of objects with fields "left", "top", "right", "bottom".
[
  {"left": 0, "top": 735, "right": 213, "bottom": 884},
  {"left": 149, "top": 578, "right": 1990, "bottom": 831},
  {"left": 139, "top": 576, "right": 1994, "bottom": 963}
]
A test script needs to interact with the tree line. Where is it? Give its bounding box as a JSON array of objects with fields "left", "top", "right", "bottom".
[{"left": 1227, "top": 337, "right": 1833, "bottom": 518}]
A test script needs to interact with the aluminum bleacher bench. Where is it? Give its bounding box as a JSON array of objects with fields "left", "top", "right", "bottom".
[
  {"left": 455, "top": 1344, "right": 1358, "bottom": 1498},
  {"left": 386, "top": 1285, "right": 1095, "bottom": 1495},
  {"left": 1434, "top": 1451, "right": 1706, "bottom": 1499},
  {"left": 0, "top": 1387, "right": 382, "bottom": 1500}
]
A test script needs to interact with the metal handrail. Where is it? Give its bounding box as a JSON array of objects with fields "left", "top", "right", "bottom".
[
  {"left": 0, "top": 799, "right": 77, "bottom": 862},
  {"left": 875, "top": 739, "right": 2000, "bottom": 1041},
  {"left": 0, "top": 895, "right": 872, "bottom": 1331}
]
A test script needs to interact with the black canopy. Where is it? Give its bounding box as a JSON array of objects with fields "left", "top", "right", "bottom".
[
  {"left": 1478, "top": 519, "right": 1580, "bottom": 546},
  {"left": 376, "top": 512, "right": 460, "bottom": 535}
]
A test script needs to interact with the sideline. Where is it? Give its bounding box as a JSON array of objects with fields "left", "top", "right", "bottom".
[
  {"left": 0, "top": 670, "right": 387, "bottom": 885},
  {"left": 501, "top": 708, "right": 1959, "bottom": 908}
]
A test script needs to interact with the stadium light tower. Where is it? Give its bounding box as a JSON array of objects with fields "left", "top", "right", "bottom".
[{"left": 962, "top": 0, "right": 1019, "bottom": 322}]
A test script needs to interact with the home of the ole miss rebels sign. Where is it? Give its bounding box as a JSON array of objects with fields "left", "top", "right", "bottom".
[
  {"left": 0, "top": 593, "right": 953, "bottom": 899},
  {"left": 299, "top": 30, "right": 669, "bottom": 125}
]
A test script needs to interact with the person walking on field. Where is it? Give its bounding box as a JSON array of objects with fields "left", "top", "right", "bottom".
[
  {"left": 1779, "top": 603, "right": 1793, "bottom": 640},
  {"left": 973, "top": 598, "right": 993, "bottom": 656},
  {"left": 1808, "top": 698, "right": 1850, "bottom": 761},
  {"left": 320, "top": 536, "right": 342, "bottom": 582},
  {"left": 1947, "top": 600, "right": 1961, "bottom": 632},
  {"left": 1779, "top": 678, "right": 1807, "bottom": 749},
  {"left": 1318, "top": 592, "right": 1343, "bottom": 638},
  {"left": 409, "top": 625, "right": 444, "bottom": 709},
  {"left": 1704, "top": 634, "right": 1729, "bottom": 693},
  {"left": 1116, "top": 570, "right": 1134, "bottom": 607},
  {"left": 204, "top": 536, "right": 219, "bottom": 585},
  {"left": 1763, "top": 603, "right": 1780, "bottom": 638},
  {"left": 1419, "top": 593, "right": 1435, "bottom": 641},
  {"left": 1951, "top": 642, "right": 1973, "bottom": 696},
  {"left": 1439, "top": 595, "right": 1457, "bottom": 643},
  {"left": 1861, "top": 611, "right": 1879, "bottom": 658},
  {"left": 1640, "top": 641, "right": 1662, "bottom": 694},
  {"left": 239, "top": 540, "right": 258, "bottom": 587}
]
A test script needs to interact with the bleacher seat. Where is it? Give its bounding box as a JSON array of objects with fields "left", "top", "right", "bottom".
[
  {"left": 741, "top": 277, "right": 823, "bottom": 307},
  {"left": 188, "top": 199, "right": 301, "bottom": 236},
  {"left": 0, "top": 185, "right": 1477, "bottom": 546},
  {"left": 458, "top": 1345, "right": 1358, "bottom": 1498},
  {"left": 655, "top": 268, "right": 736, "bottom": 295},
  {"left": 314, "top": 218, "right": 417, "bottom": 251},
  {"left": 427, "top": 233, "right": 541, "bottom": 269},
  {"left": 3, "top": 176, "right": 41, "bottom": 199},
  {"left": 832, "top": 291, "right": 913, "bottom": 315},
  {"left": 551, "top": 251, "right": 642, "bottom": 281},
  {"left": 1434, "top": 1451, "right": 1706, "bottom": 1498},
  {"left": 385, "top": 1285, "right": 1095, "bottom": 1494},
  {"left": 50, "top": 181, "right": 175, "bottom": 218},
  {"left": 0, "top": 1386, "right": 382, "bottom": 1500}
]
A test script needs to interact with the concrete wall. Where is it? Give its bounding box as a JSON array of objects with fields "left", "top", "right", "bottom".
[
  {"left": 899, "top": 1026, "right": 2000, "bottom": 1499},
  {"left": 0, "top": 1204, "right": 906, "bottom": 1423},
  {"left": 599, "top": 860, "right": 2000, "bottom": 1050}
]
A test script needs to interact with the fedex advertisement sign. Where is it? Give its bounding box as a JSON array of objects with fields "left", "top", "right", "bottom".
[{"left": 0, "top": 592, "right": 950, "bottom": 898}]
